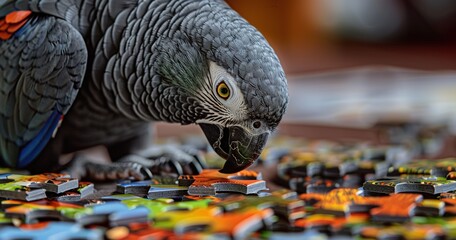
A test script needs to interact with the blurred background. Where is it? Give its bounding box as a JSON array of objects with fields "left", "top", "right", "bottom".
[
  {"left": 226, "top": 0, "right": 456, "bottom": 73},
  {"left": 158, "top": 0, "right": 456, "bottom": 157}
]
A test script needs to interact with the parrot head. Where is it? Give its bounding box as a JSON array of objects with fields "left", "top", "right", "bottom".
[{"left": 154, "top": 1, "right": 288, "bottom": 173}]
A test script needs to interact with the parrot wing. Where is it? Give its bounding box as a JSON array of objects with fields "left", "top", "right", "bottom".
[{"left": 0, "top": 8, "right": 87, "bottom": 168}]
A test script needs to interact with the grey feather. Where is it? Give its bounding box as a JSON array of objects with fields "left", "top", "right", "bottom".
[{"left": 0, "top": 12, "right": 87, "bottom": 165}]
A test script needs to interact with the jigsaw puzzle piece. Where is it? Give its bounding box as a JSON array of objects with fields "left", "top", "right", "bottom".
[
  {"left": 51, "top": 182, "right": 94, "bottom": 202},
  {"left": 299, "top": 188, "right": 422, "bottom": 223},
  {"left": 1, "top": 199, "right": 87, "bottom": 224},
  {"left": 116, "top": 180, "right": 155, "bottom": 196},
  {"left": 218, "top": 191, "right": 305, "bottom": 228},
  {"left": 415, "top": 199, "right": 445, "bottom": 217},
  {"left": 368, "top": 193, "right": 422, "bottom": 223},
  {"left": 77, "top": 202, "right": 149, "bottom": 227},
  {"left": 121, "top": 197, "right": 212, "bottom": 219},
  {"left": 0, "top": 173, "right": 79, "bottom": 201},
  {"left": 289, "top": 177, "right": 339, "bottom": 194},
  {"left": 31, "top": 173, "right": 79, "bottom": 194},
  {"left": 116, "top": 176, "right": 187, "bottom": 199},
  {"left": 339, "top": 159, "right": 390, "bottom": 178},
  {"left": 0, "top": 222, "right": 103, "bottom": 240},
  {"left": 204, "top": 208, "right": 274, "bottom": 240},
  {"left": 116, "top": 176, "right": 179, "bottom": 196},
  {"left": 363, "top": 176, "right": 456, "bottom": 195},
  {"left": 147, "top": 184, "right": 188, "bottom": 199},
  {"left": 307, "top": 188, "right": 362, "bottom": 217},
  {"left": 178, "top": 169, "right": 266, "bottom": 196},
  {"left": 0, "top": 177, "right": 46, "bottom": 201},
  {"left": 153, "top": 207, "right": 221, "bottom": 229},
  {"left": 387, "top": 158, "right": 456, "bottom": 177}
]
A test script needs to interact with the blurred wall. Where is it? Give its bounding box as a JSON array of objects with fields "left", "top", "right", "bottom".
[{"left": 225, "top": 0, "right": 456, "bottom": 75}]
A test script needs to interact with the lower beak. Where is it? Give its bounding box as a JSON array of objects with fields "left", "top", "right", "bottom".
[{"left": 199, "top": 123, "right": 269, "bottom": 173}]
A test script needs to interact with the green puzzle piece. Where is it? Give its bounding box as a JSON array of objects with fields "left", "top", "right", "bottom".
[
  {"left": 218, "top": 193, "right": 304, "bottom": 224},
  {"left": 121, "top": 197, "right": 213, "bottom": 219},
  {"left": 1, "top": 199, "right": 91, "bottom": 223},
  {"left": 363, "top": 176, "right": 456, "bottom": 195},
  {"left": 388, "top": 158, "right": 456, "bottom": 177}
]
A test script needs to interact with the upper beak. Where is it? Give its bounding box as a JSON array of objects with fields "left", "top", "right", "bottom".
[{"left": 199, "top": 123, "right": 269, "bottom": 173}]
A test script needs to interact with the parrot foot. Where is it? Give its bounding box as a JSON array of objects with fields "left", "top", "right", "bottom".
[
  {"left": 62, "top": 154, "right": 152, "bottom": 181},
  {"left": 117, "top": 144, "right": 207, "bottom": 177}
]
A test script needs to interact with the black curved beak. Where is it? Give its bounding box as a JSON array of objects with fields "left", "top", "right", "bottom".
[{"left": 199, "top": 123, "right": 269, "bottom": 173}]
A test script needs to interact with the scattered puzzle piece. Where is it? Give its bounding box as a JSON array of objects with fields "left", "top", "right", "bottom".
[
  {"left": 387, "top": 158, "right": 456, "bottom": 177},
  {"left": 121, "top": 197, "right": 212, "bottom": 219},
  {"left": 1, "top": 199, "right": 87, "bottom": 224},
  {"left": 0, "top": 173, "right": 79, "bottom": 201},
  {"left": 0, "top": 222, "right": 103, "bottom": 240},
  {"left": 363, "top": 176, "right": 456, "bottom": 195},
  {"left": 178, "top": 169, "right": 266, "bottom": 196},
  {"left": 52, "top": 182, "right": 94, "bottom": 201},
  {"left": 77, "top": 202, "right": 149, "bottom": 227},
  {"left": 415, "top": 199, "right": 444, "bottom": 217},
  {"left": 289, "top": 177, "right": 339, "bottom": 194},
  {"left": 367, "top": 193, "right": 422, "bottom": 223},
  {"left": 116, "top": 180, "right": 155, "bottom": 196},
  {"left": 218, "top": 192, "right": 305, "bottom": 226},
  {"left": 116, "top": 176, "right": 178, "bottom": 196},
  {"left": 147, "top": 184, "right": 188, "bottom": 199}
]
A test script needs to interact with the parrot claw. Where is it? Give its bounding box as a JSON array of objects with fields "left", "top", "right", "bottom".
[
  {"left": 62, "top": 155, "right": 152, "bottom": 181},
  {"left": 118, "top": 144, "right": 207, "bottom": 177}
]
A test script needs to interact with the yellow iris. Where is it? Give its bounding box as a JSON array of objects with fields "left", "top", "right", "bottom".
[{"left": 216, "top": 82, "right": 230, "bottom": 100}]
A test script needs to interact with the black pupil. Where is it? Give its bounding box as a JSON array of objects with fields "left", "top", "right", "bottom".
[
  {"left": 253, "top": 121, "right": 261, "bottom": 129},
  {"left": 220, "top": 87, "right": 228, "bottom": 95}
]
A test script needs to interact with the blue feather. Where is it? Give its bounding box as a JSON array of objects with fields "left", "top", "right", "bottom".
[
  {"left": 13, "top": 19, "right": 30, "bottom": 37},
  {"left": 18, "top": 111, "right": 62, "bottom": 168}
]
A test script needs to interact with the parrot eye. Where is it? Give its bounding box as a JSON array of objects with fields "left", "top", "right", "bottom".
[
  {"left": 216, "top": 81, "right": 231, "bottom": 100},
  {"left": 253, "top": 121, "right": 262, "bottom": 129}
]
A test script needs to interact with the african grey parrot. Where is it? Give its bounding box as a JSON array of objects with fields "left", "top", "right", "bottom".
[{"left": 0, "top": 0, "right": 288, "bottom": 180}]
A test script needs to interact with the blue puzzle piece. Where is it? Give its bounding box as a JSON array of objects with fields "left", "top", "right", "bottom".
[
  {"left": 77, "top": 202, "right": 150, "bottom": 227},
  {"left": 116, "top": 180, "right": 154, "bottom": 195},
  {"left": 0, "top": 222, "right": 102, "bottom": 240}
]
